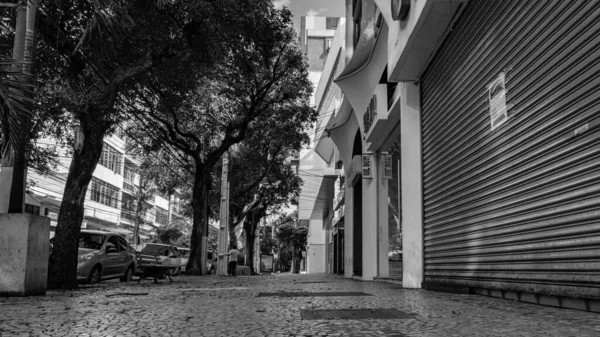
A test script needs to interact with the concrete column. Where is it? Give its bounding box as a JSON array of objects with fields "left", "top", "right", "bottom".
[
  {"left": 401, "top": 82, "right": 423, "bottom": 288},
  {"left": 361, "top": 153, "right": 378, "bottom": 281},
  {"left": 307, "top": 218, "right": 326, "bottom": 273},
  {"left": 343, "top": 184, "right": 353, "bottom": 278},
  {"left": 378, "top": 153, "right": 390, "bottom": 277},
  {"left": 325, "top": 230, "right": 330, "bottom": 273}
]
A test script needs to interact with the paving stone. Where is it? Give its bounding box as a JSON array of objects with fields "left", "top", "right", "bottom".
[{"left": 0, "top": 274, "right": 599, "bottom": 336}]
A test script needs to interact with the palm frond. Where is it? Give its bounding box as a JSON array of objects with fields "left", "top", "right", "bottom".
[
  {"left": 72, "top": 0, "right": 134, "bottom": 56},
  {"left": 0, "top": 56, "right": 34, "bottom": 157}
]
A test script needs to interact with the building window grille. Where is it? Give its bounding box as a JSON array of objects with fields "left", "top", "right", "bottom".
[
  {"left": 155, "top": 207, "right": 169, "bottom": 226},
  {"left": 90, "top": 177, "right": 120, "bottom": 208},
  {"left": 124, "top": 167, "right": 137, "bottom": 182},
  {"left": 99, "top": 143, "right": 123, "bottom": 175}
]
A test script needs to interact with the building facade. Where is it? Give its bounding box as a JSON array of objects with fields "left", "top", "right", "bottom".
[
  {"left": 297, "top": 16, "right": 342, "bottom": 274},
  {"left": 27, "top": 131, "right": 198, "bottom": 247},
  {"left": 304, "top": 0, "right": 600, "bottom": 311}
]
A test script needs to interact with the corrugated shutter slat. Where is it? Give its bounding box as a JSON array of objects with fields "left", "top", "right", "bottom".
[{"left": 421, "top": 0, "right": 600, "bottom": 298}]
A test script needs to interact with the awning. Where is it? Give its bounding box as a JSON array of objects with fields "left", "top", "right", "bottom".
[
  {"left": 334, "top": 19, "right": 388, "bottom": 124},
  {"left": 373, "top": 0, "right": 394, "bottom": 26},
  {"left": 315, "top": 97, "right": 352, "bottom": 163}
]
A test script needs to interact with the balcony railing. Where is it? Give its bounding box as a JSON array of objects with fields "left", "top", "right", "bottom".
[{"left": 123, "top": 180, "right": 137, "bottom": 194}]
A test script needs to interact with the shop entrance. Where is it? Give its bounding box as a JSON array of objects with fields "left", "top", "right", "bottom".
[
  {"left": 352, "top": 131, "right": 363, "bottom": 277},
  {"left": 388, "top": 139, "right": 402, "bottom": 277}
]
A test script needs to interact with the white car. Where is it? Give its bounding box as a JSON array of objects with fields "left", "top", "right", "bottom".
[{"left": 137, "top": 243, "right": 182, "bottom": 276}]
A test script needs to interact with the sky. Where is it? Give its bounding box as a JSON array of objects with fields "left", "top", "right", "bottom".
[{"left": 273, "top": 0, "right": 346, "bottom": 32}]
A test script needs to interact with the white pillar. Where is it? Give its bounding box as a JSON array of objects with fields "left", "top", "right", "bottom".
[
  {"left": 217, "top": 154, "right": 230, "bottom": 276},
  {"left": 378, "top": 153, "right": 390, "bottom": 278},
  {"left": 344, "top": 183, "right": 353, "bottom": 278},
  {"left": 361, "top": 153, "right": 378, "bottom": 281},
  {"left": 401, "top": 82, "right": 423, "bottom": 288},
  {"left": 254, "top": 225, "right": 260, "bottom": 274}
]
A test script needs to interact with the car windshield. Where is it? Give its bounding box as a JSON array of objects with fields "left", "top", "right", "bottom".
[
  {"left": 180, "top": 249, "right": 190, "bottom": 258},
  {"left": 79, "top": 233, "right": 106, "bottom": 250},
  {"left": 141, "top": 244, "right": 169, "bottom": 256}
]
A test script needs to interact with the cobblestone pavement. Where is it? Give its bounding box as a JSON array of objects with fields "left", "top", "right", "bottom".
[{"left": 1, "top": 273, "right": 599, "bottom": 337}]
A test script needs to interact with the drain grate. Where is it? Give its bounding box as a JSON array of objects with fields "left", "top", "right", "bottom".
[
  {"left": 257, "top": 291, "right": 371, "bottom": 297},
  {"left": 301, "top": 308, "right": 414, "bottom": 320}
]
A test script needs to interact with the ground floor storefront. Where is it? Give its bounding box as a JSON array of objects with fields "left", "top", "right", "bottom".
[
  {"left": 419, "top": 0, "right": 600, "bottom": 300},
  {"left": 321, "top": 0, "right": 600, "bottom": 311},
  {"left": 0, "top": 273, "right": 598, "bottom": 337}
]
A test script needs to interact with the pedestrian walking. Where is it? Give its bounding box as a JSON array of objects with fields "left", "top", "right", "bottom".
[{"left": 224, "top": 245, "right": 240, "bottom": 276}]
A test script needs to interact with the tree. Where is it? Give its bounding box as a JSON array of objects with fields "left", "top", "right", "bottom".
[
  {"left": 128, "top": 0, "right": 314, "bottom": 275},
  {"left": 275, "top": 222, "right": 307, "bottom": 273},
  {"left": 153, "top": 226, "right": 183, "bottom": 245},
  {"left": 224, "top": 108, "right": 309, "bottom": 274},
  {"left": 43, "top": 0, "right": 214, "bottom": 289},
  {"left": 260, "top": 235, "right": 277, "bottom": 255}
]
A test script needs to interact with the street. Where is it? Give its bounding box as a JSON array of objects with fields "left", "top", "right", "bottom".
[{"left": 1, "top": 274, "right": 598, "bottom": 337}]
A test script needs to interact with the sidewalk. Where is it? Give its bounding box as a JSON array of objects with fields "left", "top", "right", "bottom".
[{"left": 0, "top": 273, "right": 598, "bottom": 336}]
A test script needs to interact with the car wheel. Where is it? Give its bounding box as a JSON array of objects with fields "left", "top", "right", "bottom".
[
  {"left": 89, "top": 266, "right": 102, "bottom": 284},
  {"left": 120, "top": 265, "right": 134, "bottom": 282}
]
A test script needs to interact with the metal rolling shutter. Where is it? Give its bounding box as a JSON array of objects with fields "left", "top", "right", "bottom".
[{"left": 421, "top": 0, "right": 600, "bottom": 298}]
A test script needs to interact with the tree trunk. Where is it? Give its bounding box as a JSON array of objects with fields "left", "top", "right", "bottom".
[
  {"left": 47, "top": 120, "right": 109, "bottom": 289},
  {"left": 291, "top": 249, "right": 296, "bottom": 274},
  {"left": 243, "top": 216, "right": 256, "bottom": 275},
  {"left": 132, "top": 190, "right": 145, "bottom": 249},
  {"left": 186, "top": 169, "right": 208, "bottom": 275}
]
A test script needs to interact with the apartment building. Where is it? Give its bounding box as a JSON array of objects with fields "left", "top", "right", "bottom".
[{"left": 27, "top": 130, "right": 193, "bottom": 246}]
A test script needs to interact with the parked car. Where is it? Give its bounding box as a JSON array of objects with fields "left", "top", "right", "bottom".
[
  {"left": 137, "top": 243, "right": 182, "bottom": 276},
  {"left": 50, "top": 230, "right": 137, "bottom": 284}
]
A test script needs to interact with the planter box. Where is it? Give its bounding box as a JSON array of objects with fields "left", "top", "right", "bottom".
[{"left": 0, "top": 213, "right": 50, "bottom": 296}]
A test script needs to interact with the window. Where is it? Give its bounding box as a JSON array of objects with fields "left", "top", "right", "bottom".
[
  {"left": 124, "top": 167, "right": 137, "bottom": 183},
  {"left": 117, "top": 237, "right": 129, "bottom": 251},
  {"left": 79, "top": 233, "right": 106, "bottom": 250},
  {"left": 353, "top": 0, "right": 363, "bottom": 47},
  {"left": 155, "top": 207, "right": 169, "bottom": 226},
  {"left": 25, "top": 204, "right": 40, "bottom": 215},
  {"left": 106, "top": 236, "right": 120, "bottom": 252},
  {"left": 99, "top": 143, "right": 123, "bottom": 175},
  {"left": 90, "top": 177, "right": 120, "bottom": 208}
]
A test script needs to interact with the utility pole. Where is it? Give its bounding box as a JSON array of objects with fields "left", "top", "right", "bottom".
[
  {"left": 254, "top": 220, "right": 260, "bottom": 274},
  {"left": 217, "top": 153, "right": 230, "bottom": 276}
]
